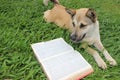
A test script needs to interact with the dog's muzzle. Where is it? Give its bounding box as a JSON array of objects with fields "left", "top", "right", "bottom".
[{"left": 70, "top": 33, "right": 86, "bottom": 43}]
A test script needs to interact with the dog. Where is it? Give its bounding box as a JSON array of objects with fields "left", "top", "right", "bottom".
[{"left": 43, "top": 0, "right": 117, "bottom": 69}]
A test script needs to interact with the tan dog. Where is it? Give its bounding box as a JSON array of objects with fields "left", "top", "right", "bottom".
[{"left": 43, "top": 0, "right": 117, "bottom": 69}]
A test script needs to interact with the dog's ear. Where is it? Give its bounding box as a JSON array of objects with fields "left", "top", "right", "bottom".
[
  {"left": 65, "top": 8, "right": 76, "bottom": 18},
  {"left": 86, "top": 8, "right": 97, "bottom": 23}
]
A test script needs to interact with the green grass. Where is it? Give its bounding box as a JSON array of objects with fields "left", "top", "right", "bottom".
[{"left": 0, "top": 0, "right": 120, "bottom": 80}]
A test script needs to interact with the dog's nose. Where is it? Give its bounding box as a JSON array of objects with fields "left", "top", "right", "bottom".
[{"left": 70, "top": 34, "right": 77, "bottom": 41}]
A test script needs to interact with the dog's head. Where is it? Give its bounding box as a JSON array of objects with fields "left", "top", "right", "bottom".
[{"left": 66, "top": 8, "right": 97, "bottom": 43}]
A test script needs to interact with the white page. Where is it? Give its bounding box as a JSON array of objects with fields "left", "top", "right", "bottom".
[
  {"left": 31, "top": 38, "right": 73, "bottom": 61},
  {"left": 42, "top": 50, "right": 92, "bottom": 80}
]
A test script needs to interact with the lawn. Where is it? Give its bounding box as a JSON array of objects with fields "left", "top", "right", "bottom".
[{"left": 0, "top": 0, "right": 120, "bottom": 80}]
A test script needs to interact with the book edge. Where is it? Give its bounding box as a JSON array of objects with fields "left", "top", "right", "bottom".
[{"left": 60, "top": 66, "right": 94, "bottom": 80}]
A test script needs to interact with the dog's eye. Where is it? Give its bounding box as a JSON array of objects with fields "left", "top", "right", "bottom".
[
  {"left": 72, "top": 22, "right": 75, "bottom": 27},
  {"left": 80, "top": 23, "right": 86, "bottom": 28}
]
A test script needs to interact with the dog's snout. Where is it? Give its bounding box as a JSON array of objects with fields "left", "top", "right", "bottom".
[{"left": 70, "top": 34, "right": 77, "bottom": 41}]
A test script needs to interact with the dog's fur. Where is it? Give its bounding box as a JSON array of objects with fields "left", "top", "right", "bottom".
[{"left": 43, "top": 0, "right": 117, "bottom": 69}]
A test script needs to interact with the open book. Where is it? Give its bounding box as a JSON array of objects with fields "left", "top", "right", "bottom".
[{"left": 31, "top": 38, "right": 93, "bottom": 80}]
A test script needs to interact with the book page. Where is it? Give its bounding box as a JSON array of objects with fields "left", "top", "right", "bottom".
[
  {"left": 42, "top": 50, "right": 92, "bottom": 80},
  {"left": 31, "top": 38, "right": 73, "bottom": 61}
]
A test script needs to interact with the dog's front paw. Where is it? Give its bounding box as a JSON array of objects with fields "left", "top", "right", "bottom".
[
  {"left": 108, "top": 59, "right": 117, "bottom": 66},
  {"left": 97, "top": 58, "right": 107, "bottom": 69},
  {"left": 93, "top": 54, "right": 107, "bottom": 69},
  {"left": 103, "top": 50, "right": 117, "bottom": 66}
]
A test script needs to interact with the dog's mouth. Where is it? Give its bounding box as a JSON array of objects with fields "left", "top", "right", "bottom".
[{"left": 71, "top": 33, "right": 86, "bottom": 43}]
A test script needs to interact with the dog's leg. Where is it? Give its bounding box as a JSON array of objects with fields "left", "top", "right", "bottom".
[
  {"left": 82, "top": 43, "right": 107, "bottom": 69},
  {"left": 44, "top": 10, "right": 53, "bottom": 23},
  {"left": 94, "top": 40, "right": 117, "bottom": 66},
  {"left": 43, "top": 0, "right": 59, "bottom": 6},
  {"left": 43, "top": 0, "right": 50, "bottom": 6}
]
